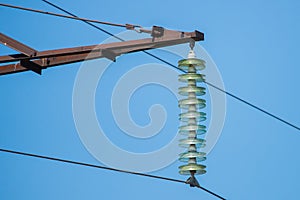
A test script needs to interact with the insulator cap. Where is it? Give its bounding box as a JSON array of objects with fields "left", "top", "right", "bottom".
[
  {"left": 179, "top": 111, "right": 206, "bottom": 122},
  {"left": 178, "top": 74, "right": 205, "bottom": 82},
  {"left": 178, "top": 86, "right": 206, "bottom": 96},
  {"left": 187, "top": 49, "right": 196, "bottom": 59},
  {"left": 179, "top": 125, "right": 206, "bottom": 135},
  {"left": 179, "top": 152, "right": 206, "bottom": 162},
  {"left": 179, "top": 138, "right": 206, "bottom": 148},
  {"left": 179, "top": 163, "right": 206, "bottom": 175},
  {"left": 178, "top": 98, "right": 206, "bottom": 109},
  {"left": 178, "top": 58, "right": 205, "bottom": 71}
]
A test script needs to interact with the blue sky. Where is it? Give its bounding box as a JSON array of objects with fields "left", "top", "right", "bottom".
[{"left": 1, "top": 0, "right": 300, "bottom": 199}]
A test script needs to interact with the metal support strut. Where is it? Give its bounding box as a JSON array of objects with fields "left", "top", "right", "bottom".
[{"left": 0, "top": 26, "right": 204, "bottom": 75}]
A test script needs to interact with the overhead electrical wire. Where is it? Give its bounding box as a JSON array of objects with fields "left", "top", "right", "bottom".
[
  {"left": 41, "top": 0, "right": 125, "bottom": 41},
  {"left": 0, "top": 2, "right": 297, "bottom": 132},
  {"left": 0, "top": 148, "right": 226, "bottom": 200},
  {"left": 40, "top": 0, "right": 192, "bottom": 71},
  {"left": 0, "top": 1, "right": 298, "bottom": 199},
  {"left": 41, "top": 0, "right": 300, "bottom": 132},
  {"left": 128, "top": 52, "right": 300, "bottom": 132},
  {"left": 0, "top": 3, "right": 141, "bottom": 29},
  {"left": 0, "top": 2, "right": 227, "bottom": 199}
]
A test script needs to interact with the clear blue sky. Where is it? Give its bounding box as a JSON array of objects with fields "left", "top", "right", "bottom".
[{"left": 1, "top": 0, "right": 300, "bottom": 199}]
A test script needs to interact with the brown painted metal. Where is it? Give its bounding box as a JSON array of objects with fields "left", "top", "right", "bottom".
[
  {"left": 0, "top": 26, "right": 204, "bottom": 75},
  {"left": 0, "top": 33, "right": 37, "bottom": 56}
]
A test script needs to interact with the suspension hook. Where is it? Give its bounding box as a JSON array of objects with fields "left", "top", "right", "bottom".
[{"left": 189, "top": 40, "right": 195, "bottom": 50}]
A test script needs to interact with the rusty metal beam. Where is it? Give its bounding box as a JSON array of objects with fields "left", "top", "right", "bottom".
[
  {"left": 0, "top": 33, "right": 37, "bottom": 57},
  {"left": 0, "top": 26, "right": 204, "bottom": 75},
  {"left": 0, "top": 51, "right": 108, "bottom": 75}
]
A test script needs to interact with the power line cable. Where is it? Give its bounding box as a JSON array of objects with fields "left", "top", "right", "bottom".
[
  {"left": 0, "top": 2, "right": 294, "bottom": 198},
  {"left": 0, "top": 148, "right": 226, "bottom": 200},
  {"left": 0, "top": 3, "right": 141, "bottom": 29},
  {"left": 40, "top": 1, "right": 300, "bottom": 132},
  {"left": 203, "top": 82, "right": 300, "bottom": 131},
  {"left": 1, "top": 3, "right": 227, "bottom": 199},
  {"left": 41, "top": 0, "right": 125, "bottom": 41},
  {"left": 2, "top": 2, "right": 298, "bottom": 133}
]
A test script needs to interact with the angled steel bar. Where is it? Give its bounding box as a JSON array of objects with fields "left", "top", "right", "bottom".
[{"left": 0, "top": 33, "right": 37, "bottom": 56}]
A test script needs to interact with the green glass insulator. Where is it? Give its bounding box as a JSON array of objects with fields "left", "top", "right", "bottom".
[
  {"left": 178, "top": 74, "right": 205, "bottom": 83},
  {"left": 178, "top": 98, "right": 206, "bottom": 109},
  {"left": 178, "top": 58, "right": 206, "bottom": 71},
  {"left": 179, "top": 111, "right": 206, "bottom": 122},
  {"left": 179, "top": 152, "right": 206, "bottom": 162},
  {"left": 179, "top": 125, "right": 206, "bottom": 135},
  {"left": 177, "top": 51, "right": 207, "bottom": 177},
  {"left": 178, "top": 86, "right": 206, "bottom": 96},
  {"left": 179, "top": 138, "right": 206, "bottom": 148},
  {"left": 179, "top": 163, "right": 206, "bottom": 175}
]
